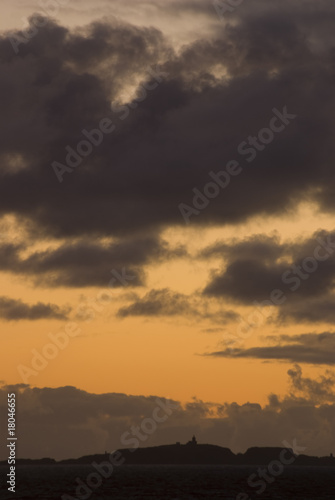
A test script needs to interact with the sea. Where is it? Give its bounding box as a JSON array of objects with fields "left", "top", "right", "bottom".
[{"left": 0, "top": 465, "right": 334, "bottom": 500}]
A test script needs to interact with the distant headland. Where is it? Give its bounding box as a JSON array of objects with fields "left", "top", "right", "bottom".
[{"left": 1, "top": 437, "right": 334, "bottom": 466}]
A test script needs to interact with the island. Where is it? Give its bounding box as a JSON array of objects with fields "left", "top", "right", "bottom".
[{"left": 1, "top": 437, "right": 334, "bottom": 466}]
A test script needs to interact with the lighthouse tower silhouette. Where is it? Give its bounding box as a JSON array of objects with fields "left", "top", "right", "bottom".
[{"left": 186, "top": 435, "right": 197, "bottom": 446}]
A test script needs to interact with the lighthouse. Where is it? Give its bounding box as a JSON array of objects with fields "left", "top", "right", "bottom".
[{"left": 186, "top": 435, "right": 197, "bottom": 446}]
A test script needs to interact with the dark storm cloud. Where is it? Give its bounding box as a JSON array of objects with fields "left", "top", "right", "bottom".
[
  {"left": 278, "top": 297, "right": 335, "bottom": 324},
  {"left": 0, "top": 237, "right": 186, "bottom": 287},
  {"left": 117, "top": 287, "right": 239, "bottom": 323},
  {"left": 202, "top": 230, "right": 335, "bottom": 305},
  {"left": 203, "top": 259, "right": 289, "bottom": 302},
  {"left": 206, "top": 332, "right": 335, "bottom": 365},
  {"left": 0, "top": 296, "right": 69, "bottom": 320},
  {"left": 1, "top": 365, "right": 334, "bottom": 459},
  {"left": 1, "top": 2, "right": 335, "bottom": 238},
  {"left": 199, "top": 235, "right": 284, "bottom": 263}
]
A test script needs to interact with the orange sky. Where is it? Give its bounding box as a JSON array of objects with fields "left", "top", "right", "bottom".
[{"left": 1, "top": 203, "right": 333, "bottom": 404}]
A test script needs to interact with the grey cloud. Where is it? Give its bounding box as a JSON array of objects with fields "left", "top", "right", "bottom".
[
  {"left": 202, "top": 230, "right": 335, "bottom": 305},
  {"left": 0, "top": 236, "right": 186, "bottom": 287},
  {"left": 117, "top": 287, "right": 239, "bottom": 324},
  {"left": 278, "top": 296, "right": 335, "bottom": 324},
  {"left": 286, "top": 363, "right": 335, "bottom": 404},
  {"left": 200, "top": 235, "right": 284, "bottom": 263},
  {"left": 203, "top": 259, "right": 290, "bottom": 303},
  {"left": 1, "top": 3, "right": 335, "bottom": 239},
  {"left": 117, "top": 288, "right": 191, "bottom": 317},
  {"left": 0, "top": 296, "right": 69, "bottom": 321},
  {"left": 206, "top": 332, "right": 335, "bottom": 365}
]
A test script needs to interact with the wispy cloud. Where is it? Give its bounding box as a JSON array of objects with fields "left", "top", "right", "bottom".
[
  {"left": 205, "top": 332, "right": 335, "bottom": 365},
  {"left": 0, "top": 296, "right": 69, "bottom": 321}
]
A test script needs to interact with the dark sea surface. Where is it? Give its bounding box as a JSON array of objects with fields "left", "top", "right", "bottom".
[{"left": 0, "top": 465, "right": 334, "bottom": 500}]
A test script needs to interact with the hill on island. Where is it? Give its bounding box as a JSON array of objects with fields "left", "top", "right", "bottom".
[{"left": 4, "top": 437, "right": 335, "bottom": 466}]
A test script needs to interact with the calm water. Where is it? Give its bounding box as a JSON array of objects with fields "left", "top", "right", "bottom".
[{"left": 0, "top": 465, "right": 334, "bottom": 500}]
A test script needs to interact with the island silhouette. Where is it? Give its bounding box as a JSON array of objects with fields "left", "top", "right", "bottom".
[{"left": 2, "top": 437, "right": 335, "bottom": 466}]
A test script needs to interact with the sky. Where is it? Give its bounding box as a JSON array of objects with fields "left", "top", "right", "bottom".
[{"left": 1, "top": 0, "right": 335, "bottom": 460}]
